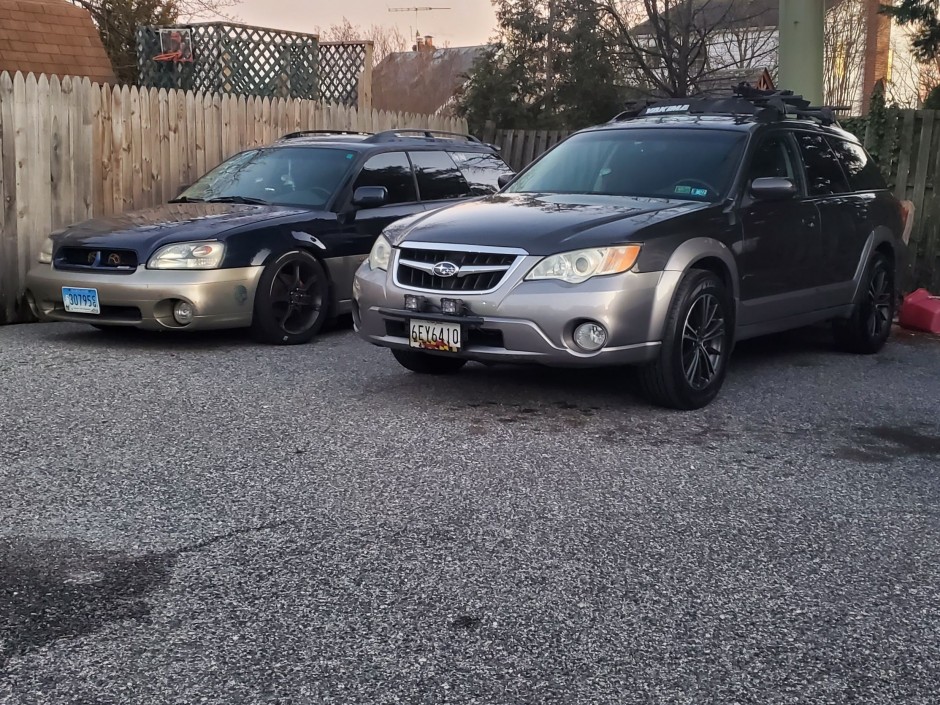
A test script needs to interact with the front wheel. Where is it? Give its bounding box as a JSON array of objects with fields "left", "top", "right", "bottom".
[
  {"left": 637, "top": 270, "right": 734, "bottom": 410},
  {"left": 832, "top": 251, "right": 895, "bottom": 354},
  {"left": 391, "top": 349, "right": 467, "bottom": 375},
  {"left": 251, "top": 250, "right": 330, "bottom": 345}
]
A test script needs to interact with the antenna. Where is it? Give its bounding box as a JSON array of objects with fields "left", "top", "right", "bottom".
[{"left": 388, "top": 6, "right": 450, "bottom": 39}]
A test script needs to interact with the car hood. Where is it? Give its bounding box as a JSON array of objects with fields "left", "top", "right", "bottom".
[
  {"left": 392, "top": 193, "right": 711, "bottom": 255},
  {"left": 51, "top": 202, "right": 313, "bottom": 255}
]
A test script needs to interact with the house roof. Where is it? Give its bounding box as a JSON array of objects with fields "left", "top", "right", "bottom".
[
  {"left": 372, "top": 45, "right": 487, "bottom": 115},
  {"left": 0, "top": 0, "right": 115, "bottom": 83}
]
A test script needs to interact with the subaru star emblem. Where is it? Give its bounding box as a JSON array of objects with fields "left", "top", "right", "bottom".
[{"left": 433, "top": 261, "right": 459, "bottom": 278}]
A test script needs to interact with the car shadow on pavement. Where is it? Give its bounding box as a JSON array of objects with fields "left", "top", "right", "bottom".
[{"left": 42, "top": 315, "right": 355, "bottom": 351}]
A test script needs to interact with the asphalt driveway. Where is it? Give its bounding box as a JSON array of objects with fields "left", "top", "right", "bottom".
[{"left": 1, "top": 322, "right": 938, "bottom": 704}]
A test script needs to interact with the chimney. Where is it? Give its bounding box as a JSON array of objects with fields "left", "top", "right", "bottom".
[
  {"left": 413, "top": 35, "right": 424, "bottom": 51},
  {"left": 861, "top": 0, "right": 892, "bottom": 111},
  {"left": 423, "top": 35, "right": 434, "bottom": 51}
]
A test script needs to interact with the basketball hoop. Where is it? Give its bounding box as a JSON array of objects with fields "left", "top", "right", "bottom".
[
  {"left": 154, "top": 28, "right": 194, "bottom": 63},
  {"left": 154, "top": 50, "right": 183, "bottom": 62}
]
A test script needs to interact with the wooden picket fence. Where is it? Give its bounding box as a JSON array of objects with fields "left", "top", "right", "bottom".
[
  {"left": 487, "top": 115, "right": 940, "bottom": 290},
  {"left": 851, "top": 110, "right": 940, "bottom": 291},
  {"left": 482, "top": 125, "right": 570, "bottom": 172},
  {"left": 0, "top": 71, "right": 467, "bottom": 324}
]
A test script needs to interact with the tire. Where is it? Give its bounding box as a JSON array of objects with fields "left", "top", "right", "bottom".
[
  {"left": 391, "top": 349, "right": 467, "bottom": 375},
  {"left": 637, "top": 269, "right": 734, "bottom": 410},
  {"left": 250, "top": 250, "right": 330, "bottom": 345},
  {"left": 833, "top": 251, "right": 895, "bottom": 354}
]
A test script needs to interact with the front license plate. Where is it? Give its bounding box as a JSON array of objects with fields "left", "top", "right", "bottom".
[
  {"left": 409, "top": 320, "right": 461, "bottom": 352},
  {"left": 62, "top": 287, "right": 100, "bottom": 314}
]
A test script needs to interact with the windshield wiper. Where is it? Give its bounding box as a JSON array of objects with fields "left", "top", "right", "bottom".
[
  {"left": 168, "top": 196, "right": 205, "bottom": 203},
  {"left": 205, "top": 195, "right": 270, "bottom": 205}
]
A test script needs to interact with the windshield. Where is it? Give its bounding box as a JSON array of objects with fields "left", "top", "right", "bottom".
[
  {"left": 505, "top": 128, "right": 746, "bottom": 202},
  {"left": 178, "top": 147, "right": 357, "bottom": 208}
]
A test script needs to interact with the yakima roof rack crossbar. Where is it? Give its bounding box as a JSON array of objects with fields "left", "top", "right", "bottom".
[
  {"left": 279, "top": 130, "right": 373, "bottom": 140},
  {"left": 611, "top": 83, "right": 847, "bottom": 126},
  {"left": 365, "top": 129, "right": 482, "bottom": 144}
]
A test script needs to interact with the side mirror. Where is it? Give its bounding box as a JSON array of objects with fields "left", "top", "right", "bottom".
[
  {"left": 497, "top": 173, "right": 515, "bottom": 189},
  {"left": 352, "top": 186, "right": 388, "bottom": 208},
  {"left": 750, "top": 177, "right": 797, "bottom": 200}
]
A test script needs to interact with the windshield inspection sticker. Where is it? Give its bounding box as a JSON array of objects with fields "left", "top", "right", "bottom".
[
  {"left": 691, "top": 188, "right": 708, "bottom": 197},
  {"left": 674, "top": 185, "right": 692, "bottom": 194}
]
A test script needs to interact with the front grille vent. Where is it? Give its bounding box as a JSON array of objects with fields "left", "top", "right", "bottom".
[{"left": 396, "top": 247, "right": 517, "bottom": 292}]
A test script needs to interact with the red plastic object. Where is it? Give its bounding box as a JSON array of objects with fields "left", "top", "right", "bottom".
[{"left": 898, "top": 288, "right": 940, "bottom": 334}]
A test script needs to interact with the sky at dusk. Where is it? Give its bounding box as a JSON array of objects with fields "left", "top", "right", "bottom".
[{"left": 232, "top": 0, "right": 497, "bottom": 48}]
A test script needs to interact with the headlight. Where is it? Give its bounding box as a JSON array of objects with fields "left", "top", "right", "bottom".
[
  {"left": 525, "top": 245, "right": 641, "bottom": 284},
  {"left": 39, "top": 237, "right": 54, "bottom": 264},
  {"left": 148, "top": 241, "right": 225, "bottom": 269},
  {"left": 368, "top": 234, "right": 392, "bottom": 271}
]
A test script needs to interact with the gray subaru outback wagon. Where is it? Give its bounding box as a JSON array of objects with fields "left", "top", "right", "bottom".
[{"left": 352, "top": 88, "right": 907, "bottom": 409}]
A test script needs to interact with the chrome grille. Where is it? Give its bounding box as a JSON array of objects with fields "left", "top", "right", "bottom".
[{"left": 395, "top": 247, "right": 518, "bottom": 292}]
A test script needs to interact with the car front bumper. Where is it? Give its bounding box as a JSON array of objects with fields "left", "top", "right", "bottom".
[
  {"left": 25, "top": 264, "right": 264, "bottom": 331},
  {"left": 353, "top": 257, "right": 676, "bottom": 367}
]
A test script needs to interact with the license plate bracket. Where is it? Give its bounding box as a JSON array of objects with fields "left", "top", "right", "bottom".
[
  {"left": 409, "top": 319, "right": 461, "bottom": 352},
  {"left": 62, "top": 287, "right": 100, "bottom": 315}
]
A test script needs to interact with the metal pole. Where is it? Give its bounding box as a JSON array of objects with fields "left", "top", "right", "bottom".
[{"left": 778, "top": 0, "right": 825, "bottom": 105}]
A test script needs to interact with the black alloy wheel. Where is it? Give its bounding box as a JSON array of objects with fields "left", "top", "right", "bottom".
[
  {"left": 833, "top": 251, "right": 896, "bottom": 354},
  {"left": 251, "top": 250, "right": 330, "bottom": 345},
  {"left": 637, "top": 269, "right": 733, "bottom": 410}
]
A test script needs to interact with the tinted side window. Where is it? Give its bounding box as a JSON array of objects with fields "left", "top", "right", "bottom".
[
  {"left": 828, "top": 138, "right": 887, "bottom": 192},
  {"left": 450, "top": 151, "right": 513, "bottom": 195},
  {"left": 353, "top": 152, "right": 417, "bottom": 205},
  {"left": 409, "top": 151, "right": 471, "bottom": 201},
  {"left": 747, "top": 133, "right": 798, "bottom": 181},
  {"left": 795, "top": 133, "right": 850, "bottom": 196}
]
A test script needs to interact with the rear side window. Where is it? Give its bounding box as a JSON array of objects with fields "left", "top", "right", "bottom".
[
  {"left": 450, "top": 151, "right": 513, "bottom": 195},
  {"left": 353, "top": 152, "right": 417, "bottom": 205},
  {"left": 409, "top": 151, "right": 472, "bottom": 201},
  {"left": 795, "top": 133, "right": 850, "bottom": 196},
  {"left": 827, "top": 138, "right": 887, "bottom": 192}
]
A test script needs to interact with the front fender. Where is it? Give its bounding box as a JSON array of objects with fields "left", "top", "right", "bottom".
[{"left": 644, "top": 237, "right": 740, "bottom": 342}]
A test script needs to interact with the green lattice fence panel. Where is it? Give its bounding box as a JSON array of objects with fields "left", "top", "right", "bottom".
[
  {"left": 317, "top": 42, "right": 369, "bottom": 106},
  {"left": 136, "top": 22, "right": 321, "bottom": 101}
]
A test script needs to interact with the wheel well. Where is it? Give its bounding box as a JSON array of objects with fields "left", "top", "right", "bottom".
[
  {"left": 874, "top": 241, "right": 894, "bottom": 263},
  {"left": 690, "top": 257, "right": 733, "bottom": 297}
]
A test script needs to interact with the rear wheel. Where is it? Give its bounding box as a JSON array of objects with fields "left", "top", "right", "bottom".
[
  {"left": 391, "top": 349, "right": 467, "bottom": 375},
  {"left": 251, "top": 250, "right": 329, "bottom": 345},
  {"left": 637, "top": 270, "right": 733, "bottom": 410},
  {"left": 833, "top": 251, "right": 895, "bottom": 354}
]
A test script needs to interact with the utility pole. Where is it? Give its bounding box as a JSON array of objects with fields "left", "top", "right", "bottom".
[
  {"left": 545, "top": 0, "right": 557, "bottom": 101},
  {"left": 778, "top": 0, "right": 825, "bottom": 105}
]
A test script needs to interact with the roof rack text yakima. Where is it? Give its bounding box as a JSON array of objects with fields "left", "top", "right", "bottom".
[
  {"left": 611, "top": 83, "right": 848, "bottom": 126},
  {"left": 365, "top": 129, "right": 482, "bottom": 144}
]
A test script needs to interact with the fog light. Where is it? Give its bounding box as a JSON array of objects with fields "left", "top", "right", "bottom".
[
  {"left": 441, "top": 298, "right": 463, "bottom": 315},
  {"left": 404, "top": 294, "right": 424, "bottom": 312},
  {"left": 573, "top": 322, "right": 607, "bottom": 351},
  {"left": 173, "top": 300, "right": 194, "bottom": 325}
]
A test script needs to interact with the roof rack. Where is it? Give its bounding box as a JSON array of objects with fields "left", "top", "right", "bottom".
[
  {"left": 611, "top": 83, "right": 847, "bottom": 127},
  {"left": 279, "top": 130, "right": 373, "bottom": 140},
  {"left": 365, "top": 129, "right": 482, "bottom": 144}
]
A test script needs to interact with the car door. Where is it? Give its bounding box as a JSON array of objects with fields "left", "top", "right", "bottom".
[
  {"left": 821, "top": 136, "right": 885, "bottom": 301},
  {"left": 327, "top": 151, "right": 424, "bottom": 306},
  {"left": 408, "top": 150, "right": 473, "bottom": 208},
  {"left": 737, "top": 130, "right": 823, "bottom": 326},
  {"left": 793, "top": 132, "right": 858, "bottom": 308}
]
